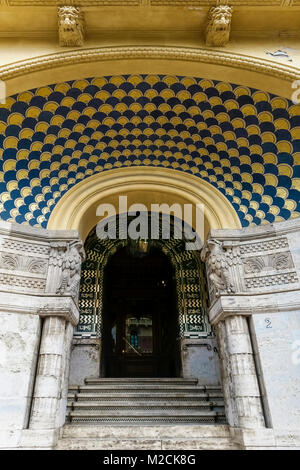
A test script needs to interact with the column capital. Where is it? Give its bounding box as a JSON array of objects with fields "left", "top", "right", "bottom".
[{"left": 37, "top": 297, "right": 80, "bottom": 326}]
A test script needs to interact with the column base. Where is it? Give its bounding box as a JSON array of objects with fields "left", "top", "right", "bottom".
[
  {"left": 19, "top": 428, "right": 60, "bottom": 449},
  {"left": 230, "top": 427, "right": 275, "bottom": 449},
  {"left": 230, "top": 427, "right": 300, "bottom": 450}
]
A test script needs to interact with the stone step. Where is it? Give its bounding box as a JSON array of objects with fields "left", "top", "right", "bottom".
[
  {"left": 65, "top": 379, "right": 226, "bottom": 428},
  {"left": 61, "top": 424, "right": 231, "bottom": 439},
  {"left": 55, "top": 436, "right": 237, "bottom": 450},
  {"left": 69, "top": 385, "right": 222, "bottom": 393},
  {"left": 67, "top": 392, "right": 224, "bottom": 401},
  {"left": 84, "top": 377, "right": 199, "bottom": 385},
  {"left": 68, "top": 409, "right": 224, "bottom": 418},
  {"left": 67, "top": 400, "right": 225, "bottom": 409},
  {"left": 68, "top": 416, "right": 226, "bottom": 425}
]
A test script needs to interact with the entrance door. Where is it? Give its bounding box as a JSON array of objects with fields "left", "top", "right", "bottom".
[{"left": 102, "top": 246, "right": 181, "bottom": 377}]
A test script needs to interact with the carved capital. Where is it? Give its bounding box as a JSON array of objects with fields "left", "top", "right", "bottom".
[
  {"left": 206, "top": 5, "right": 233, "bottom": 47},
  {"left": 57, "top": 6, "right": 84, "bottom": 47},
  {"left": 37, "top": 303, "right": 79, "bottom": 326}
]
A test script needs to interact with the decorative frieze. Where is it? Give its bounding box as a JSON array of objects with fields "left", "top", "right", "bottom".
[
  {"left": 202, "top": 233, "right": 299, "bottom": 298},
  {"left": 239, "top": 238, "right": 289, "bottom": 255},
  {"left": 4, "top": 0, "right": 299, "bottom": 5},
  {"left": 0, "top": 253, "right": 48, "bottom": 275},
  {"left": 245, "top": 272, "right": 298, "bottom": 289},
  {"left": 206, "top": 5, "right": 233, "bottom": 47},
  {"left": 243, "top": 252, "right": 294, "bottom": 274},
  {"left": 2, "top": 239, "right": 49, "bottom": 256},
  {"left": 57, "top": 6, "right": 84, "bottom": 47},
  {"left": 0, "top": 273, "right": 46, "bottom": 291}
]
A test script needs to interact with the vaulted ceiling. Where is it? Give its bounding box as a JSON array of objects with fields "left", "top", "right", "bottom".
[{"left": 0, "top": 74, "right": 299, "bottom": 228}]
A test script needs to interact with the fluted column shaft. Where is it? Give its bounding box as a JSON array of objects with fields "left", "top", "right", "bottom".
[
  {"left": 29, "top": 316, "right": 66, "bottom": 429},
  {"left": 216, "top": 315, "right": 265, "bottom": 429}
]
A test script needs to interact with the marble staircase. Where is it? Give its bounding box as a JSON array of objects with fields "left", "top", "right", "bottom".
[
  {"left": 66, "top": 378, "right": 226, "bottom": 425},
  {"left": 54, "top": 378, "right": 238, "bottom": 450}
]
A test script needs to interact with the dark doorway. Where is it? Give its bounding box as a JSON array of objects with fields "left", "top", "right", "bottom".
[{"left": 101, "top": 245, "right": 181, "bottom": 377}]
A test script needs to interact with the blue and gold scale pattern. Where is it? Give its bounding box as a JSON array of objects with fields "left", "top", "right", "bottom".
[{"left": 0, "top": 75, "right": 299, "bottom": 228}]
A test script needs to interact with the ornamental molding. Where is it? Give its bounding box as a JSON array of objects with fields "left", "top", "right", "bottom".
[
  {"left": 208, "top": 292, "right": 300, "bottom": 325},
  {"left": 0, "top": 46, "right": 299, "bottom": 83},
  {"left": 1, "top": 1, "right": 300, "bottom": 6},
  {"left": 202, "top": 230, "right": 300, "bottom": 302}
]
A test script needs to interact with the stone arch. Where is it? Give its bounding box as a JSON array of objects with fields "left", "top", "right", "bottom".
[
  {"left": 48, "top": 167, "right": 241, "bottom": 240},
  {"left": 2, "top": 47, "right": 298, "bottom": 99},
  {"left": 77, "top": 213, "right": 211, "bottom": 341}
]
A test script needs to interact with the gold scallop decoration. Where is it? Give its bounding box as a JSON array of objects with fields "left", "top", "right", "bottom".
[{"left": 0, "top": 75, "right": 298, "bottom": 228}]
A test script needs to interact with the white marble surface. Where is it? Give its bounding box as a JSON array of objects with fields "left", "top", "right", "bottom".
[
  {"left": 0, "top": 312, "right": 40, "bottom": 447},
  {"left": 252, "top": 310, "right": 300, "bottom": 430}
]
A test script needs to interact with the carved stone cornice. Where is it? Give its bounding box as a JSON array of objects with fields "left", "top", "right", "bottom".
[
  {"left": 0, "top": 46, "right": 299, "bottom": 82},
  {"left": 208, "top": 291, "right": 300, "bottom": 325},
  {"left": 0, "top": 292, "right": 80, "bottom": 325},
  {"left": 1, "top": 1, "right": 300, "bottom": 6}
]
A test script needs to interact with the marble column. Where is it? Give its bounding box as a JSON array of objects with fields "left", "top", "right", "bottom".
[
  {"left": 29, "top": 316, "right": 66, "bottom": 429},
  {"left": 217, "top": 315, "right": 265, "bottom": 429}
]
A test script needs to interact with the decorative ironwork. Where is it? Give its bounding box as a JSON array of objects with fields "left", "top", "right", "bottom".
[{"left": 76, "top": 216, "right": 211, "bottom": 338}]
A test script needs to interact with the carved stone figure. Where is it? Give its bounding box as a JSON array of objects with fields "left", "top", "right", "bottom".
[
  {"left": 57, "top": 6, "right": 84, "bottom": 47},
  {"left": 201, "top": 239, "right": 235, "bottom": 296},
  {"left": 206, "top": 5, "right": 233, "bottom": 47},
  {"left": 56, "top": 240, "right": 85, "bottom": 299}
]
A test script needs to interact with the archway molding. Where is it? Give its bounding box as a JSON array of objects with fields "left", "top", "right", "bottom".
[
  {"left": 47, "top": 166, "right": 241, "bottom": 241},
  {"left": 2, "top": 46, "right": 298, "bottom": 99}
]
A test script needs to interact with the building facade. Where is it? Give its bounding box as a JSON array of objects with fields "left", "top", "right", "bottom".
[{"left": 0, "top": 0, "right": 300, "bottom": 450}]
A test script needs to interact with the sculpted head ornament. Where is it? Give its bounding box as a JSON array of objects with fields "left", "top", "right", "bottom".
[
  {"left": 58, "top": 6, "right": 84, "bottom": 47},
  {"left": 206, "top": 5, "right": 233, "bottom": 47}
]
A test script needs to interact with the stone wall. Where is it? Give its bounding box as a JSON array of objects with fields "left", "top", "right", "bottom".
[
  {"left": 1, "top": 217, "right": 300, "bottom": 449},
  {"left": 203, "top": 218, "right": 300, "bottom": 448},
  {"left": 69, "top": 339, "right": 101, "bottom": 386},
  {"left": 0, "top": 221, "right": 83, "bottom": 449}
]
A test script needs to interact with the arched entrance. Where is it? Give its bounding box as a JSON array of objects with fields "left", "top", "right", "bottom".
[
  {"left": 102, "top": 245, "right": 180, "bottom": 378},
  {"left": 75, "top": 214, "right": 215, "bottom": 383}
]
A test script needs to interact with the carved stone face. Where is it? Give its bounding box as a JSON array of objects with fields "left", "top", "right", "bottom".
[
  {"left": 59, "top": 9, "right": 79, "bottom": 34},
  {"left": 58, "top": 7, "right": 83, "bottom": 47},
  {"left": 206, "top": 6, "right": 233, "bottom": 47},
  {"left": 211, "top": 7, "right": 232, "bottom": 33}
]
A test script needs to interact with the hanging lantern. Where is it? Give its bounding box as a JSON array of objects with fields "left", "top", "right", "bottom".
[{"left": 128, "top": 238, "right": 149, "bottom": 257}]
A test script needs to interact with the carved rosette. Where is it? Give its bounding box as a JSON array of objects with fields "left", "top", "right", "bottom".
[
  {"left": 57, "top": 6, "right": 84, "bottom": 47},
  {"left": 206, "top": 5, "right": 233, "bottom": 47}
]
